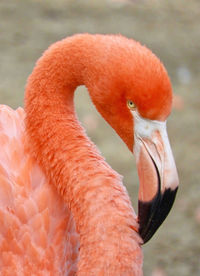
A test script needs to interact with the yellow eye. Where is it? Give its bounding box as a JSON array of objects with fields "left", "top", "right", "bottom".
[{"left": 127, "top": 100, "right": 136, "bottom": 110}]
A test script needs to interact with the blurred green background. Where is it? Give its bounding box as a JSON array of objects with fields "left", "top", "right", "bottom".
[{"left": 0, "top": 0, "right": 199, "bottom": 275}]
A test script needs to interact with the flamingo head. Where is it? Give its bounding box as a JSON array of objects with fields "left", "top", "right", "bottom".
[{"left": 88, "top": 37, "right": 179, "bottom": 244}]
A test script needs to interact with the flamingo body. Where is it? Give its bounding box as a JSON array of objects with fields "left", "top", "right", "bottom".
[{"left": 0, "top": 106, "right": 79, "bottom": 275}]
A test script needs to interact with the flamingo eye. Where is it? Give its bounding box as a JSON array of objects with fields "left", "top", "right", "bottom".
[{"left": 127, "top": 100, "right": 136, "bottom": 110}]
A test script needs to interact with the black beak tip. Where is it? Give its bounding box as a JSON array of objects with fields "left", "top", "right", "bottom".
[{"left": 138, "top": 187, "right": 178, "bottom": 244}]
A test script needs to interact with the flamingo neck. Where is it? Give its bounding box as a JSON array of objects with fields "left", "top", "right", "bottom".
[{"left": 25, "top": 35, "right": 142, "bottom": 274}]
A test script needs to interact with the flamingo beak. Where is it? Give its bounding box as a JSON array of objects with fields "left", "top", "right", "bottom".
[{"left": 132, "top": 111, "right": 179, "bottom": 244}]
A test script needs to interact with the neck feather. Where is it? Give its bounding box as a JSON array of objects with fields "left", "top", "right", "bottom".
[{"left": 25, "top": 34, "right": 142, "bottom": 274}]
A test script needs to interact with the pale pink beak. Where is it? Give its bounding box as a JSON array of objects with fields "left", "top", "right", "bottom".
[{"left": 132, "top": 111, "right": 179, "bottom": 243}]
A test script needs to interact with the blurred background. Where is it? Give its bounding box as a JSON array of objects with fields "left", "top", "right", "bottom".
[{"left": 0, "top": 0, "right": 199, "bottom": 275}]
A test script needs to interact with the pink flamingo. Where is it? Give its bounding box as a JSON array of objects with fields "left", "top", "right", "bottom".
[{"left": 0, "top": 34, "right": 179, "bottom": 275}]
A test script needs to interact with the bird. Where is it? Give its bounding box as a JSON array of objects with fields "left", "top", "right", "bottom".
[{"left": 0, "top": 34, "right": 179, "bottom": 275}]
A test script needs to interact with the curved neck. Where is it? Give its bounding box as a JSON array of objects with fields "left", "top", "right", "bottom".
[{"left": 25, "top": 35, "right": 142, "bottom": 274}]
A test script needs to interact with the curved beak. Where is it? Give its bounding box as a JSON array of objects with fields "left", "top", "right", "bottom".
[{"left": 132, "top": 111, "right": 179, "bottom": 244}]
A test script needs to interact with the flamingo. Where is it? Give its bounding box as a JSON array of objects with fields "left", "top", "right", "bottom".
[{"left": 0, "top": 34, "right": 179, "bottom": 275}]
